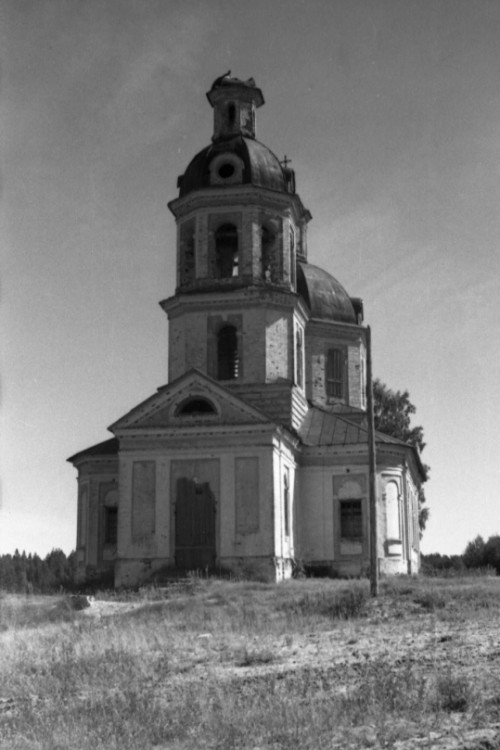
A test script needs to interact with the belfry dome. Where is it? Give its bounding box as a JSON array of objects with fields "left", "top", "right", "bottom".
[
  {"left": 177, "top": 136, "right": 288, "bottom": 197},
  {"left": 297, "top": 262, "right": 358, "bottom": 324}
]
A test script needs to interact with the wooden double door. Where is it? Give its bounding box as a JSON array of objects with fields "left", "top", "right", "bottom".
[{"left": 175, "top": 478, "right": 216, "bottom": 570}]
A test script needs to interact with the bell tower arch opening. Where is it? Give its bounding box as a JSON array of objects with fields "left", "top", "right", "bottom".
[
  {"left": 215, "top": 223, "right": 239, "bottom": 278},
  {"left": 217, "top": 324, "right": 239, "bottom": 380},
  {"left": 260, "top": 219, "right": 281, "bottom": 282}
]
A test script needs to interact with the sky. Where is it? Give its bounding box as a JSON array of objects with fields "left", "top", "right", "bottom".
[{"left": 2, "top": 0, "right": 500, "bottom": 559}]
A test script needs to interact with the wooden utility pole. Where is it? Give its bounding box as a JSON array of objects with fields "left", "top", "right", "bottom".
[{"left": 366, "top": 326, "right": 379, "bottom": 597}]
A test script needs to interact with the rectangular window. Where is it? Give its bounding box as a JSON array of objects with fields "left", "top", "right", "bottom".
[
  {"left": 326, "top": 348, "right": 344, "bottom": 398},
  {"left": 340, "top": 500, "right": 362, "bottom": 539},
  {"left": 284, "top": 467, "right": 290, "bottom": 537},
  {"left": 360, "top": 356, "right": 366, "bottom": 409},
  {"left": 104, "top": 507, "right": 118, "bottom": 545},
  {"left": 295, "top": 327, "right": 304, "bottom": 388}
]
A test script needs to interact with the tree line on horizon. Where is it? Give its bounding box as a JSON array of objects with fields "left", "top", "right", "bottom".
[
  {"left": 1, "top": 537, "right": 500, "bottom": 593},
  {"left": 423, "top": 535, "right": 500, "bottom": 576},
  {"left": 0, "top": 549, "right": 76, "bottom": 593}
]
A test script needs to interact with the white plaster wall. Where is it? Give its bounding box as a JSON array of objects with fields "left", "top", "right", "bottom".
[
  {"left": 228, "top": 447, "right": 275, "bottom": 558},
  {"left": 118, "top": 442, "right": 278, "bottom": 573},
  {"left": 117, "top": 454, "right": 159, "bottom": 561},
  {"left": 295, "top": 465, "right": 333, "bottom": 561}
]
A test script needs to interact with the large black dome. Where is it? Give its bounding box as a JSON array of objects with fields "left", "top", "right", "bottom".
[
  {"left": 178, "top": 136, "right": 287, "bottom": 197},
  {"left": 297, "top": 262, "right": 358, "bottom": 323}
]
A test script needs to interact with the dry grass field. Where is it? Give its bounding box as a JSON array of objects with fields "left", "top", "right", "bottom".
[{"left": 1, "top": 575, "right": 500, "bottom": 749}]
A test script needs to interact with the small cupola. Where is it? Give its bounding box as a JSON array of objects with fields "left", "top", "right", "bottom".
[{"left": 207, "top": 72, "right": 264, "bottom": 141}]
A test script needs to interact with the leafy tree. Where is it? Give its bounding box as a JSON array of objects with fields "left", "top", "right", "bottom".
[
  {"left": 373, "top": 379, "right": 426, "bottom": 452},
  {"left": 373, "top": 379, "right": 430, "bottom": 534},
  {"left": 463, "top": 535, "right": 486, "bottom": 569},
  {"left": 484, "top": 536, "right": 500, "bottom": 575}
]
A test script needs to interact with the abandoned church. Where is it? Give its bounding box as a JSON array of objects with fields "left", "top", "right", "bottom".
[{"left": 68, "top": 74, "right": 425, "bottom": 586}]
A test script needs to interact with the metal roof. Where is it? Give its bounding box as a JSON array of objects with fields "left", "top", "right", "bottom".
[
  {"left": 178, "top": 136, "right": 287, "bottom": 197},
  {"left": 297, "top": 262, "right": 357, "bottom": 324},
  {"left": 67, "top": 437, "right": 118, "bottom": 464}
]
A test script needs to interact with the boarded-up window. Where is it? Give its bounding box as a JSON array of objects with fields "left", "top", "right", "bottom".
[
  {"left": 326, "top": 348, "right": 344, "bottom": 398},
  {"left": 132, "top": 461, "right": 156, "bottom": 540},
  {"left": 235, "top": 457, "right": 259, "bottom": 534},
  {"left": 340, "top": 500, "right": 362, "bottom": 539}
]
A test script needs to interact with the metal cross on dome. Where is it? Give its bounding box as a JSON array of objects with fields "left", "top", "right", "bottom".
[{"left": 281, "top": 155, "right": 292, "bottom": 168}]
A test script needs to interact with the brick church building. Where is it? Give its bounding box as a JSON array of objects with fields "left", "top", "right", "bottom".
[{"left": 68, "top": 75, "right": 425, "bottom": 586}]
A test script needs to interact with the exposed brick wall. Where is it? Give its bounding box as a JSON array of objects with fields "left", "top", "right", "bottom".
[{"left": 306, "top": 321, "right": 366, "bottom": 409}]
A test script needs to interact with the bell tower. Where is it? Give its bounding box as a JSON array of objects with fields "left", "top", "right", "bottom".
[{"left": 161, "top": 74, "right": 312, "bottom": 428}]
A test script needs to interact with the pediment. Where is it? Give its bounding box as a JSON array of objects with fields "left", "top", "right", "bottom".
[{"left": 109, "top": 370, "right": 270, "bottom": 432}]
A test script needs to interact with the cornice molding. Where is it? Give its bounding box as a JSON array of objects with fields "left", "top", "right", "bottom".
[
  {"left": 168, "top": 184, "right": 310, "bottom": 223},
  {"left": 160, "top": 286, "right": 310, "bottom": 317}
]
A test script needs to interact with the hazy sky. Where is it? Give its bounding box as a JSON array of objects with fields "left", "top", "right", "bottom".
[{"left": 2, "top": 0, "right": 500, "bottom": 558}]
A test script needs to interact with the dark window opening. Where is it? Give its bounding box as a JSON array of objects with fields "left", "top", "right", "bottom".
[
  {"left": 217, "top": 325, "right": 239, "bottom": 379},
  {"left": 284, "top": 472, "right": 290, "bottom": 537},
  {"left": 177, "top": 398, "right": 216, "bottom": 416},
  {"left": 326, "top": 348, "right": 344, "bottom": 398},
  {"left": 104, "top": 507, "right": 118, "bottom": 545},
  {"left": 296, "top": 329, "right": 303, "bottom": 388},
  {"left": 290, "top": 227, "right": 296, "bottom": 288},
  {"left": 340, "top": 500, "right": 362, "bottom": 540},
  {"left": 261, "top": 225, "right": 274, "bottom": 281},
  {"left": 215, "top": 223, "right": 239, "bottom": 278},
  {"left": 180, "top": 220, "right": 196, "bottom": 285},
  {"left": 218, "top": 163, "right": 235, "bottom": 179},
  {"left": 227, "top": 103, "right": 236, "bottom": 126}
]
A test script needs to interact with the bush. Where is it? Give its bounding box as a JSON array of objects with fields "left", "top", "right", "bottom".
[{"left": 281, "top": 582, "right": 368, "bottom": 620}]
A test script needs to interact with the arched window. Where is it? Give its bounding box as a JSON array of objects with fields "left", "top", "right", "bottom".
[
  {"left": 176, "top": 398, "right": 216, "bottom": 416},
  {"left": 290, "top": 227, "right": 296, "bottom": 288},
  {"left": 217, "top": 325, "right": 239, "bottom": 379},
  {"left": 227, "top": 102, "right": 236, "bottom": 127},
  {"left": 180, "top": 219, "right": 196, "bottom": 285},
  {"left": 103, "top": 488, "right": 118, "bottom": 546},
  {"left": 385, "top": 482, "right": 400, "bottom": 541},
  {"left": 215, "top": 224, "right": 239, "bottom": 278}
]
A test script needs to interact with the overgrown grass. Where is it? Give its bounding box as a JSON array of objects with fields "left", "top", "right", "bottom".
[{"left": 1, "top": 576, "right": 500, "bottom": 748}]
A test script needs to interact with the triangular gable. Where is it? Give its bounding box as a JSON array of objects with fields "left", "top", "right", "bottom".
[{"left": 109, "top": 369, "right": 271, "bottom": 432}]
